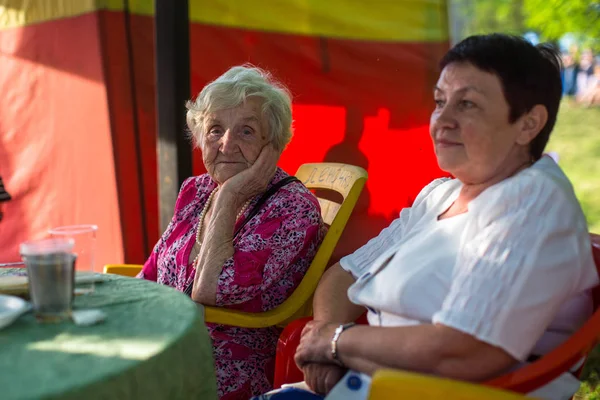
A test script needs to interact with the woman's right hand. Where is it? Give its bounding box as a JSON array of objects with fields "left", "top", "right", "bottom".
[
  {"left": 218, "top": 144, "right": 280, "bottom": 207},
  {"left": 303, "top": 363, "right": 347, "bottom": 395}
]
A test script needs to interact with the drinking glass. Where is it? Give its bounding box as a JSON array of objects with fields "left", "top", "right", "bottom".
[
  {"left": 20, "top": 238, "right": 76, "bottom": 322},
  {"left": 48, "top": 224, "right": 98, "bottom": 294}
]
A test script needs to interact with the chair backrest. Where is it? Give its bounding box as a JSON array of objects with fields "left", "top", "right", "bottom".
[
  {"left": 277, "top": 163, "right": 368, "bottom": 322},
  {"left": 203, "top": 162, "right": 367, "bottom": 327},
  {"left": 370, "top": 370, "right": 528, "bottom": 400},
  {"left": 486, "top": 233, "right": 600, "bottom": 393},
  {"left": 295, "top": 163, "right": 367, "bottom": 226}
]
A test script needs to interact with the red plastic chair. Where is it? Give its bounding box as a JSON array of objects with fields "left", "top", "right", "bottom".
[
  {"left": 273, "top": 234, "right": 600, "bottom": 394},
  {"left": 274, "top": 317, "right": 313, "bottom": 388},
  {"left": 273, "top": 312, "right": 368, "bottom": 388}
]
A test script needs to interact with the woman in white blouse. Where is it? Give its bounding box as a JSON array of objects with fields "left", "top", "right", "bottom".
[{"left": 294, "top": 34, "right": 599, "bottom": 400}]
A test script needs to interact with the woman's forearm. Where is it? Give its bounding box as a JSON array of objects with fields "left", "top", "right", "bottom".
[
  {"left": 313, "top": 264, "right": 364, "bottom": 323},
  {"left": 191, "top": 192, "right": 238, "bottom": 305},
  {"left": 335, "top": 325, "right": 442, "bottom": 376},
  {"left": 335, "top": 324, "right": 516, "bottom": 381}
]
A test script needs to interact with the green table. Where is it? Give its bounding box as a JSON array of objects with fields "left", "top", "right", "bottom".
[{"left": 0, "top": 269, "right": 217, "bottom": 400}]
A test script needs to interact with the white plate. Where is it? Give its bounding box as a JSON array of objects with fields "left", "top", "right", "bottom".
[
  {"left": 0, "top": 295, "right": 30, "bottom": 330},
  {"left": 0, "top": 272, "right": 107, "bottom": 296}
]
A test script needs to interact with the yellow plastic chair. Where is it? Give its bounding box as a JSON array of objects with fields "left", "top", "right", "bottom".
[
  {"left": 105, "top": 162, "right": 368, "bottom": 328},
  {"left": 368, "top": 370, "right": 531, "bottom": 400},
  {"left": 102, "top": 264, "right": 141, "bottom": 277}
]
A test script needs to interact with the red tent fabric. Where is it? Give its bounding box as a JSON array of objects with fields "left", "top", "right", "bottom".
[{"left": 0, "top": 0, "right": 450, "bottom": 267}]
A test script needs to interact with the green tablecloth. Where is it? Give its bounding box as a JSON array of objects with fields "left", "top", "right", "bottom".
[{"left": 0, "top": 269, "right": 217, "bottom": 400}]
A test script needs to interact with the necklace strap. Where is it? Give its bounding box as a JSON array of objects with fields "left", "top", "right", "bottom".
[{"left": 232, "top": 176, "right": 300, "bottom": 241}]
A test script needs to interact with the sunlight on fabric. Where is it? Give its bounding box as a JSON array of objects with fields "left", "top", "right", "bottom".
[
  {"left": 0, "top": 5, "right": 25, "bottom": 28},
  {"left": 27, "top": 333, "right": 168, "bottom": 360},
  {"left": 0, "top": 1, "right": 97, "bottom": 31}
]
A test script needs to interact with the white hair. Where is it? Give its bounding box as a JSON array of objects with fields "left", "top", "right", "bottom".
[{"left": 186, "top": 65, "right": 293, "bottom": 151}]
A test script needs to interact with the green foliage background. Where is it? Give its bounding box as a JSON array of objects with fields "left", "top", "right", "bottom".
[{"left": 452, "top": 0, "right": 600, "bottom": 51}]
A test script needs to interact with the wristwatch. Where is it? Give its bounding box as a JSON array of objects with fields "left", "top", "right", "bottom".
[{"left": 331, "top": 322, "right": 356, "bottom": 365}]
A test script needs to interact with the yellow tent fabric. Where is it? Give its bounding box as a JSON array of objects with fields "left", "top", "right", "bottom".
[{"left": 1, "top": 0, "right": 448, "bottom": 43}]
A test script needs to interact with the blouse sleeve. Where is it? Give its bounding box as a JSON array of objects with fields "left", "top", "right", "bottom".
[
  {"left": 432, "top": 175, "right": 596, "bottom": 361},
  {"left": 138, "top": 250, "right": 158, "bottom": 281},
  {"left": 137, "top": 177, "right": 198, "bottom": 281},
  {"left": 340, "top": 178, "right": 450, "bottom": 278},
  {"left": 215, "top": 191, "right": 324, "bottom": 310}
]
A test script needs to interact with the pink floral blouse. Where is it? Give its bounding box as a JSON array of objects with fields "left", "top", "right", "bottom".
[{"left": 139, "top": 167, "right": 325, "bottom": 399}]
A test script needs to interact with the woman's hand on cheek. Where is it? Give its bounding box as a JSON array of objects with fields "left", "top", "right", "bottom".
[
  {"left": 219, "top": 144, "right": 281, "bottom": 205},
  {"left": 294, "top": 321, "right": 339, "bottom": 369}
]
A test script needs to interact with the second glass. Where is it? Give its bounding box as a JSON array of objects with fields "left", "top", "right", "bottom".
[{"left": 48, "top": 224, "right": 98, "bottom": 294}]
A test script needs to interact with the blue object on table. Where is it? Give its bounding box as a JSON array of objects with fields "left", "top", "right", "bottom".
[{"left": 346, "top": 373, "right": 363, "bottom": 391}]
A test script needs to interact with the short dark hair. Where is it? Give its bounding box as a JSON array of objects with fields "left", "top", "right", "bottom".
[{"left": 440, "top": 34, "right": 562, "bottom": 160}]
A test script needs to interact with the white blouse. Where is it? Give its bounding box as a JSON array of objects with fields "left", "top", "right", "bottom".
[{"left": 340, "top": 156, "right": 598, "bottom": 399}]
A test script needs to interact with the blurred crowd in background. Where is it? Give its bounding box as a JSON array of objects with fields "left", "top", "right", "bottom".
[{"left": 561, "top": 48, "right": 600, "bottom": 106}]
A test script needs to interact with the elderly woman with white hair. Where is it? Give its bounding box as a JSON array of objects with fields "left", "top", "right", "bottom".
[{"left": 139, "top": 65, "right": 325, "bottom": 399}]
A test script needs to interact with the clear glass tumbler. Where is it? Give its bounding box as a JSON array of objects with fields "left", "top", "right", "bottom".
[
  {"left": 48, "top": 224, "right": 98, "bottom": 294},
  {"left": 20, "top": 238, "right": 76, "bottom": 322}
]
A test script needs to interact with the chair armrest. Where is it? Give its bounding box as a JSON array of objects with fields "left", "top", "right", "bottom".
[
  {"left": 370, "top": 370, "right": 527, "bottom": 399},
  {"left": 203, "top": 306, "right": 309, "bottom": 328},
  {"left": 103, "top": 264, "right": 143, "bottom": 277},
  {"left": 274, "top": 317, "right": 313, "bottom": 388}
]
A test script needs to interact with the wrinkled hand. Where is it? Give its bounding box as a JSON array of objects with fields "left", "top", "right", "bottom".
[
  {"left": 219, "top": 144, "right": 280, "bottom": 206},
  {"left": 303, "top": 363, "right": 346, "bottom": 395},
  {"left": 295, "top": 320, "right": 339, "bottom": 369}
]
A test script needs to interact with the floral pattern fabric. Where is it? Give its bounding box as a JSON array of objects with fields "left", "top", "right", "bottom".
[{"left": 139, "top": 167, "right": 325, "bottom": 399}]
